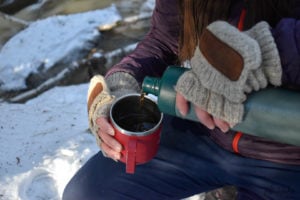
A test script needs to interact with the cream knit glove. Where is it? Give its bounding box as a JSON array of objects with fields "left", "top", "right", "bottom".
[
  {"left": 176, "top": 20, "right": 283, "bottom": 124},
  {"left": 185, "top": 21, "right": 262, "bottom": 104},
  {"left": 244, "top": 21, "right": 282, "bottom": 93},
  {"left": 87, "top": 72, "right": 140, "bottom": 148}
]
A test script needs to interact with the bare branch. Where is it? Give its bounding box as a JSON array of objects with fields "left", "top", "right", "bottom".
[{"left": 0, "top": 11, "right": 30, "bottom": 27}]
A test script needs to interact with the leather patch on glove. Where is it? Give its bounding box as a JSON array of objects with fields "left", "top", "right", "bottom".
[
  {"left": 87, "top": 82, "right": 103, "bottom": 113},
  {"left": 199, "top": 28, "right": 244, "bottom": 81}
]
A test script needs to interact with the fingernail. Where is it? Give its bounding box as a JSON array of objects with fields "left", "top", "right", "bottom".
[
  {"left": 115, "top": 146, "right": 122, "bottom": 152},
  {"left": 179, "top": 109, "right": 187, "bottom": 117},
  {"left": 208, "top": 125, "right": 215, "bottom": 130},
  {"left": 221, "top": 128, "right": 229, "bottom": 133},
  {"left": 108, "top": 128, "right": 115, "bottom": 136},
  {"left": 114, "top": 153, "right": 121, "bottom": 161}
]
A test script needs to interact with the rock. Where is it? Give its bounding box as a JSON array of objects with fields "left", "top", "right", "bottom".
[{"left": 0, "top": 5, "right": 121, "bottom": 94}]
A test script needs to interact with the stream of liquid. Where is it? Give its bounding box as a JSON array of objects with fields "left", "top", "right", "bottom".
[{"left": 139, "top": 92, "right": 145, "bottom": 108}]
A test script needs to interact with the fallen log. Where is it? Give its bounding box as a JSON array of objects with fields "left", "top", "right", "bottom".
[{"left": 9, "top": 42, "right": 137, "bottom": 103}]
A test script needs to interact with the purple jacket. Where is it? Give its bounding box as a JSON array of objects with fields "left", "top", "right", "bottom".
[{"left": 107, "top": 0, "right": 300, "bottom": 165}]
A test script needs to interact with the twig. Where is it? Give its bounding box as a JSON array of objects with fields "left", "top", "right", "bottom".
[{"left": 0, "top": 11, "right": 30, "bottom": 27}]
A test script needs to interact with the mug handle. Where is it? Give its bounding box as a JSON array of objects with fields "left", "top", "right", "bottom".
[{"left": 126, "top": 139, "right": 137, "bottom": 174}]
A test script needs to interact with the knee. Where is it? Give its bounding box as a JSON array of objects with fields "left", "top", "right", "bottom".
[
  {"left": 62, "top": 176, "right": 90, "bottom": 200},
  {"left": 62, "top": 181, "right": 78, "bottom": 200}
]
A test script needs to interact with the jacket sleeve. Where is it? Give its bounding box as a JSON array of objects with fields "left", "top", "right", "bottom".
[
  {"left": 105, "top": 0, "right": 180, "bottom": 84},
  {"left": 272, "top": 18, "right": 300, "bottom": 87}
]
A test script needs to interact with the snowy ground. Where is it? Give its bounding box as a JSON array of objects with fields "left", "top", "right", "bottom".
[
  {"left": 0, "top": 1, "right": 154, "bottom": 199},
  {"left": 0, "top": 6, "right": 122, "bottom": 199},
  {"left": 0, "top": 83, "right": 99, "bottom": 200},
  {"left": 0, "top": 83, "right": 207, "bottom": 200}
]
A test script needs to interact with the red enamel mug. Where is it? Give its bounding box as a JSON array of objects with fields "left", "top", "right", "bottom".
[{"left": 110, "top": 94, "right": 163, "bottom": 174}]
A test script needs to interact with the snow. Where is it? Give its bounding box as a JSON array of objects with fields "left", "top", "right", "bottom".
[
  {"left": 0, "top": 1, "right": 155, "bottom": 198},
  {"left": 0, "top": 4, "right": 123, "bottom": 200},
  {"left": 0, "top": 5, "right": 121, "bottom": 91},
  {"left": 0, "top": 83, "right": 99, "bottom": 200},
  {"left": 0, "top": 1, "right": 205, "bottom": 200},
  {"left": 0, "top": 85, "right": 204, "bottom": 200}
]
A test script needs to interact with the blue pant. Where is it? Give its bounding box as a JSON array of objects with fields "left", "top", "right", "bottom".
[{"left": 63, "top": 116, "right": 300, "bottom": 200}]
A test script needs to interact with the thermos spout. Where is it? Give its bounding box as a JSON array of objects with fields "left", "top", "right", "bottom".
[{"left": 142, "top": 77, "right": 160, "bottom": 96}]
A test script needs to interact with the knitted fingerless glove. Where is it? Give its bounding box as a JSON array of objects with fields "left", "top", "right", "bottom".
[
  {"left": 176, "top": 21, "right": 282, "bottom": 124},
  {"left": 87, "top": 72, "right": 140, "bottom": 148},
  {"left": 186, "top": 21, "right": 262, "bottom": 104},
  {"left": 177, "top": 70, "right": 244, "bottom": 124}
]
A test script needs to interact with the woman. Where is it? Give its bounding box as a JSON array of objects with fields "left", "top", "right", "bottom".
[{"left": 63, "top": 0, "right": 300, "bottom": 199}]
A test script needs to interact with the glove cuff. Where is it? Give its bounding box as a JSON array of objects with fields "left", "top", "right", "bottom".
[
  {"left": 246, "top": 21, "right": 282, "bottom": 86},
  {"left": 176, "top": 71, "right": 210, "bottom": 109},
  {"left": 87, "top": 75, "right": 115, "bottom": 137},
  {"left": 88, "top": 72, "right": 140, "bottom": 143},
  {"left": 176, "top": 71, "right": 244, "bottom": 125},
  {"left": 106, "top": 72, "right": 141, "bottom": 97}
]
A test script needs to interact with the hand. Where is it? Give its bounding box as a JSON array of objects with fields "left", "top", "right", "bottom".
[
  {"left": 175, "top": 21, "right": 265, "bottom": 124},
  {"left": 87, "top": 73, "right": 140, "bottom": 161},
  {"left": 176, "top": 92, "right": 230, "bottom": 133},
  {"left": 187, "top": 21, "right": 262, "bottom": 103},
  {"left": 96, "top": 117, "right": 123, "bottom": 161}
]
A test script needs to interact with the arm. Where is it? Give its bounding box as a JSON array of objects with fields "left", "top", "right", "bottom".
[
  {"left": 105, "top": 0, "right": 180, "bottom": 84},
  {"left": 273, "top": 18, "right": 300, "bottom": 88},
  {"left": 88, "top": 0, "right": 181, "bottom": 160}
]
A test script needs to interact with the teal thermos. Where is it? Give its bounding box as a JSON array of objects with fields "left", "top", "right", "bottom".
[{"left": 142, "top": 65, "right": 300, "bottom": 146}]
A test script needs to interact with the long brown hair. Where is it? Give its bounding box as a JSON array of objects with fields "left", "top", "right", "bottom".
[{"left": 178, "top": 0, "right": 294, "bottom": 62}]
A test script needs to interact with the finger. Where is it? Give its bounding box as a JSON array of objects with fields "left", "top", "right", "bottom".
[
  {"left": 96, "top": 117, "right": 115, "bottom": 136},
  {"left": 213, "top": 117, "right": 230, "bottom": 133},
  {"left": 100, "top": 141, "right": 121, "bottom": 161},
  {"left": 229, "top": 122, "right": 238, "bottom": 129},
  {"left": 194, "top": 105, "right": 215, "bottom": 130},
  {"left": 176, "top": 92, "right": 189, "bottom": 116},
  {"left": 99, "top": 129, "right": 122, "bottom": 152}
]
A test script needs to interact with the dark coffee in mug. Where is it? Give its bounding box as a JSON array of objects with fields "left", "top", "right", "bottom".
[{"left": 111, "top": 95, "right": 160, "bottom": 132}]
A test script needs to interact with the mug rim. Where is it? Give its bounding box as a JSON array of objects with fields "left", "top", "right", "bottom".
[{"left": 110, "top": 93, "right": 163, "bottom": 136}]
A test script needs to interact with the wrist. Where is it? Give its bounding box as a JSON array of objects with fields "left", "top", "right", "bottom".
[{"left": 106, "top": 72, "right": 141, "bottom": 98}]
